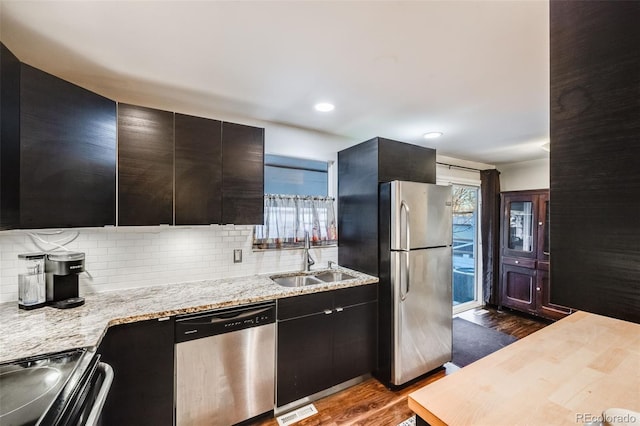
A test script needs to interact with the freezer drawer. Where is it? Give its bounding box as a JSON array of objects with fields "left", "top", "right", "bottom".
[{"left": 391, "top": 247, "right": 452, "bottom": 385}]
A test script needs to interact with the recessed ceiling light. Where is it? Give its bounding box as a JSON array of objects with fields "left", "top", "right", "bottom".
[
  {"left": 541, "top": 142, "right": 550, "bottom": 152},
  {"left": 423, "top": 132, "right": 443, "bottom": 139},
  {"left": 314, "top": 102, "right": 335, "bottom": 112}
]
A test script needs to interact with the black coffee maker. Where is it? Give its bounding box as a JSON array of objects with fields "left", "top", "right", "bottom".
[{"left": 45, "top": 252, "right": 85, "bottom": 309}]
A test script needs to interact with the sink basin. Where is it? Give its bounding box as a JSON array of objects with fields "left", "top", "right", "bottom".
[
  {"left": 313, "top": 271, "right": 356, "bottom": 283},
  {"left": 272, "top": 275, "right": 323, "bottom": 287}
]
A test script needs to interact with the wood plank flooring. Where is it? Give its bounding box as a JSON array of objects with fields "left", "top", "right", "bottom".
[{"left": 251, "top": 307, "right": 549, "bottom": 426}]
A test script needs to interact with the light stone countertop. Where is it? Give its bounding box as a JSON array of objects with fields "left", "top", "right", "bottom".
[{"left": 0, "top": 266, "right": 378, "bottom": 363}]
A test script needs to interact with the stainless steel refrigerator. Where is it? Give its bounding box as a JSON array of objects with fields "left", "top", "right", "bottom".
[{"left": 378, "top": 180, "right": 453, "bottom": 386}]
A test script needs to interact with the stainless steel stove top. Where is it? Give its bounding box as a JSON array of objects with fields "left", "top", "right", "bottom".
[{"left": 0, "top": 349, "right": 92, "bottom": 426}]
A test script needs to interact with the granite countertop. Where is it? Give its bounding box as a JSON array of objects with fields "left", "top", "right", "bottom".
[{"left": 0, "top": 266, "right": 377, "bottom": 363}]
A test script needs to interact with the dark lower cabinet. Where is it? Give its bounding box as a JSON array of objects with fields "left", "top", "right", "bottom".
[
  {"left": 19, "top": 64, "right": 116, "bottom": 229},
  {"left": 276, "top": 285, "right": 377, "bottom": 407},
  {"left": 118, "top": 104, "right": 174, "bottom": 226},
  {"left": 501, "top": 264, "right": 536, "bottom": 313},
  {"left": 97, "top": 317, "right": 174, "bottom": 426}
]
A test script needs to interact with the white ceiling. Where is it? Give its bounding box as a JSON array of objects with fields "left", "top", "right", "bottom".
[{"left": 0, "top": 0, "right": 550, "bottom": 165}]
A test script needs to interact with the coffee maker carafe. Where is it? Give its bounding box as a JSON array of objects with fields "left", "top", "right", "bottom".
[
  {"left": 45, "top": 252, "right": 85, "bottom": 309},
  {"left": 17, "top": 253, "right": 46, "bottom": 310}
]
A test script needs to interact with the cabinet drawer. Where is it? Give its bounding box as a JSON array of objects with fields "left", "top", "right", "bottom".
[
  {"left": 277, "top": 291, "right": 333, "bottom": 320},
  {"left": 333, "top": 284, "right": 377, "bottom": 308},
  {"left": 502, "top": 257, "right": 536, "bottom": 269}
]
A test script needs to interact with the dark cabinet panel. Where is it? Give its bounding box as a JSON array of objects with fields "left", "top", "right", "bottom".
[
  {"left": 175, "top": 113, "right": 222, "bottom": 225},
  {"left": 377, "top": 138, "right": 436, "bottom": 184},
  {"left": 222, "top": 121, "right": 264, "bottom": 225},
  {"left": 338, "top": 137, "right": 436, "bottom": 276},
  {"left": 19, "top": 64, "right": 116, "bottom": 228},
  {"left": 0, "top": 43, "right": 20, "bottom": 230},
  {"left": 276, "top": 285, "right": 378, "bottom": 407},
  {"left": 501, "top": 264, "right": 535, "bottom": 313},
  {"left": 118, "top": 104, "right": 173, "bottom": 226},
  {"left": 277, "top": 312, "right": 334, "bottom": 406},
  {"left": 98, "top": 317, "right": 174, "bottom": 426},
  {"left": 332, "top": 302, "right": 377, "bottom": 385},
  {"left": 550, "top": 1, "right": 640, "bottom": 323},
  {"left": 536, "top": 266, "right": 570, "bottom": 321}
]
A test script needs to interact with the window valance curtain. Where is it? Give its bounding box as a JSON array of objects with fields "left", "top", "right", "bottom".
[{"left": 253, "top": 195, "right": 337, "bottom": 249}]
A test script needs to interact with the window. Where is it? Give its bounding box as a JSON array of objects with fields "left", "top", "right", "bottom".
[
  {"left": 264, "top": 155, "right": 328, "bottom": 196},
  {"left": 254, "top": 155, "right": 337, "bottom": 249}
]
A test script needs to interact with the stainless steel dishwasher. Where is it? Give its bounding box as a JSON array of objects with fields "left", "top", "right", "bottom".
[{"left": 175, "top": 302, "right": 276, "bottom": 426}]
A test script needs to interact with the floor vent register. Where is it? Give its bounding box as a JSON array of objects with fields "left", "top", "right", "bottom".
[{"left": 276, "top": 403, "right": 319, "bottom": 426}]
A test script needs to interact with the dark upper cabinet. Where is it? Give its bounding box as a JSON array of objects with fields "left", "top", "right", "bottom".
[
  {"left": 550, "top": 1, "right": 640, "bottom": 323},
  {"left": 338, "top": 137, "right": 436, "bottom": 276},
  {"left": 19, "top": 64, "right": 116, "bottom": 228},
  {"left": 98, "top": 317, "right": 174, "bottom": 426},
  {"left": 0, "top": 43, "right": 20, "bottom": 230},
  {"left": 221, "top": 121, "right": 264, "bottom": 225},
  {"left": 175, "top": 113, "right": 222, "bottom": 225},
  {"left": 118, "top": 104, "right": 174, "bottom": 226}
]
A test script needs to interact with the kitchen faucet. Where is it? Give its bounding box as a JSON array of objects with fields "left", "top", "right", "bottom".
[{"left": 303, "top": 231, "right": 315, "bottom": 272}]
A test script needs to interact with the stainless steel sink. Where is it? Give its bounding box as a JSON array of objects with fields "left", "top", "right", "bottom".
[
  {"left": 272, "top": 275, "right": 323, "bottom": 287},
  {"left": 313, "top": 271, "right": 356, "bottom": 283}
]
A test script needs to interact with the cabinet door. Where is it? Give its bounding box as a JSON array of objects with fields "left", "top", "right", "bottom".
[
  {"left": 118, "top": 104, "right": 173, "bottom": 226},
  {"left": 377, "top": 138, "right": 436, "bottom": 184},
  {"left": 537, "top": 193, "right": 550, "bottom": 262},
  {"left": 502, "top": 193, "right": 538, "bottom": 259},
  {"left": 536, "top": 266, "right": 571, "bottom": 320},
  {"left": 97, "top": 318, "right": 174, "bottom": 426},
  {"left": 20, "top": 64, "right": 116, "bottom": 228},
  {"left": 175, "top": 113, "right": 222, "bottom": 225},
  {"left": 277, "top": 313, "right": 333, "bottom": 407},
  {"left": 221, "top": 122, "right": 264, "bottom": 224},
  {"left": 1, "top": 43, "right": 20, "bottom": 230},
  {"left": 500, "top": 264, "right": 536, "bottom": 313},
  {"left": 332, "top": 301, "right": 377, "bottom": 386}
]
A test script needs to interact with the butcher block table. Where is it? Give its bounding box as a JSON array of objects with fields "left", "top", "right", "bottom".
[{"left": 408, "top": 311, "right": 640, "bottom": 426}]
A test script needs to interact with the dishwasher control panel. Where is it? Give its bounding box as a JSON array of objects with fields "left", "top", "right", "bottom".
[{"left": 175, "top": 302, "right": 276, "bottom": 343}]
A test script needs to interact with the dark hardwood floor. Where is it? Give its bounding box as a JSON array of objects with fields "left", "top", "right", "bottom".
[{"left": 251, "top": 306, "right": 549, "bottom": 426}]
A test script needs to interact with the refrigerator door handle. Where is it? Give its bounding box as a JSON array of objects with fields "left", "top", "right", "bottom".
[
  {"left": 400, "top": 201, "right": 410, "bottom": 251},
  {"left": 404, "top": 251, "right": 410, "bottom": 299}
]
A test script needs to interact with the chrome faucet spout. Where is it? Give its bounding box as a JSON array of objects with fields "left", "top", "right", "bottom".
[{"left": 303, "top": 231, "right": 315, "bottom": 272}]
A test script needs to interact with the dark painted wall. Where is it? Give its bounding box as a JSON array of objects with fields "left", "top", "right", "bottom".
[{"left": 550, "top": 1, "right": 640, "bottom": 322}]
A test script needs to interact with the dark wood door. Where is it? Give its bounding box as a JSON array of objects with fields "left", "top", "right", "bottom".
[
  {"left": 277, "top": 312, "right": 333, "bottom": 406},
  {"left": 221, "top": 121, "right": 264, "bottom": 225},
  {"left": 537, "top": 193, "right": 550, "bottom": 262},
  {"left": 332, "top": 301, "right": 377, "bottom": 386},
  {"left": 98, "top": 317, "right": 174, "bottom": 426},
  {"left": 501, "top": 264, "right": 536, "bottom": 313},
  {"left": 175, "top": 113, "right": 222, "bottom": 225},
  {"left": 536, "top": 265, "right": 571, "bottom": 321},
  {"left": 118, "top": 104, "right": 174, "bottom": 226},
  {"left": 19, "top": 64, "right": 116, "bottom": 228}
]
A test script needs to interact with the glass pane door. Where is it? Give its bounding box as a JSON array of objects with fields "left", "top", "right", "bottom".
[
  {"left": 508, "top": 201, "right": 534, "bottom": 252},
  {"left": 452, "top": 185, "right": 479, "bottom": 307}
]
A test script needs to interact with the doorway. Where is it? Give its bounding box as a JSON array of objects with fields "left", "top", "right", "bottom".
[{"left": 451, "top": 184, "right": 482, "bottom": 313}]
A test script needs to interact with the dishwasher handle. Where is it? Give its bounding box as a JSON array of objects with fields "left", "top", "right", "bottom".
[
  {"left": 175, "top": 302, "right": 276, "bottom": 343},
  {"left": 181, "top": 306, "right": 273, "bottom": 326}
]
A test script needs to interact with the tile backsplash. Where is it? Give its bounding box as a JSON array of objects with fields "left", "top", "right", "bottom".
[{"left": 0, "top": 225, "right": 337, "bottom": 303}]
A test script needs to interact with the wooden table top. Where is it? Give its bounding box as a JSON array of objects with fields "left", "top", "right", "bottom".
[{"left": 408, "top": 311, "right": 640, "bottom": 426}]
